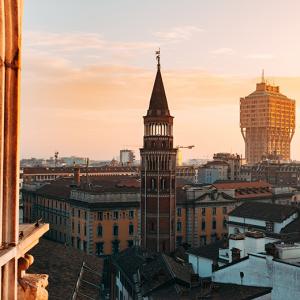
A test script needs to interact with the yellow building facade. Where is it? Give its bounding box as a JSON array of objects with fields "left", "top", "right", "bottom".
[
  {"left": 176, "top": 187, "right": 236, "bottom": 247},
  {"left": 22, "top": 177, "right": 140, "bottom": 256}
]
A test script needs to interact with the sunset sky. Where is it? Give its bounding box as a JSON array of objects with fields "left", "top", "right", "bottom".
[{"left": 21, "top": 0, "right": 300, "bottom": 161}]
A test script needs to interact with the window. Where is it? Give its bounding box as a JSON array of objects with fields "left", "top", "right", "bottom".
[
  {"left": 177, "top": 221, "right": 182, "bottom": 232},
  {"left": 77, "top": 238, "right": 81, "bottom": 249},
  {"left": 202, "top": 208, "right": 206, "bottom": 216},
  {"left": 96, "top": 242, "right": 104, "bottom": 256},
  {"left": 71, "top": 237, "right": 74, "bottom": 247},
  {"left": 201, "top": 220, "right": 206, "bottom": 231},
  {"left": 223, "top": 218, "right": 227, "bottom": 229},
  {"left": 84, "top": 211, "right": 87, "bottom": 220},
  {"left": 177, "top": 208, "right": 182, "bottom": 217},
  {"left": 150, "top": 222, "right": 155, "bottom": 232},
  {"left": 78, "top": 223, "right": 80, "bottom": 234},
  {"left": 266, "top": 221, "right": 274, "bottom": 232},
  {"left": 84, "top": 223, "right": 87, "bottom": 236},
  {"left": 212, "top": 219, "right": 216, "bottom": 230},
  {"left": 83, "top": 241, "right": 87, "bottom": 253},
  {"left": 129, "top": 224, "right": 134, "bottom": 235},
  {"left": 78, "top": 209, "right": 81, "bottom": 218},
  {"left": 129, "top": 210, "right": 134, "bottom": 219},
  {"left": 72, "top": 221, "right": 74, "bottom": 232},
  {"left": 223, "top": 207, "right": 227, "bottom": 214},
  {"left": 113, "top": 211, "right": 119, "bottom": 220},
  {"left": 97, "top": 212, "right": 103, "bottom": 220},
  {"left": 161, "top": 178, "right": 166, "bottom": 189},
  {"left": 112, "top": 240, "right": 120, "bottom": 254},
  {"left": 200, "top": 235, "right": 206, "bottom": 245},
  {"left": 176, "top": 236, "right": 183, "bottom": 247},
  {"left": 97, "top": 224, "right": 103, "bottom": 237},
  {"left": 128, "top": 240, "right": 134, "bottom": 248},
  {"left": 212, "top": 207, "right": 216, "bottom": 215},
  {"left": 113, "top": 224, "right": 119, "bottom": 236},
  {"left": 151, "top": 178, "right": 156, "bottom": 190},
  {"left": 211, "top": 233, "right": 217, "bottom": 243}
]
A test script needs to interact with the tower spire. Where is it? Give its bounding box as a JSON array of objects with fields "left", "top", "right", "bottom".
[
  {"left": 155, "top": 48, "right": 160, "bottom": 70},
  {"left": 147, "top": 49, "right": 170, "bottom": 117},
  {"left": 261, "top": 69, "right": 265, "bottom": 83}
]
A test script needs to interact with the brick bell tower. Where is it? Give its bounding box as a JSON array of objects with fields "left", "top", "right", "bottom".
[{"left": 140, "top": 50, "right": 177, "bottom": 253}]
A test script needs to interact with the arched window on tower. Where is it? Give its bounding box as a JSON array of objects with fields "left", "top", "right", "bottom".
[
  {"left": 151, "top": 178, "right": 156, "bottom": 190},
  {"left": 161, "top": 178, "right": 166, "bottom": 190},
  {"left": 150, "top": 222, "right": 155, "bottom": 232}
]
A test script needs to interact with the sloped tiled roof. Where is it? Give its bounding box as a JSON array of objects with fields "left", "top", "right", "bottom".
[
  {"left": 187, "top": 240, "right": 227, "bottom": 261},
  {"left": 229, "top": 202, "right": 298, "bottom": 222},
  {"left": 28, "top": 238, "right": 103, "bottom": 299}
]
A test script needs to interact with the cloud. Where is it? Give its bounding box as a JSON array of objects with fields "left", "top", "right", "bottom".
[
  {"left": 24, "top": 31, "right": 158, "bottom": 57},
  {"left": 211, "top": 47, "right": 236, "bottom": 55},
  {"left": 245, "top": 53, "right": 275, "bottom": 59},
  {"left": 153, "top": 26, "right": 204, "bottom": 42}
]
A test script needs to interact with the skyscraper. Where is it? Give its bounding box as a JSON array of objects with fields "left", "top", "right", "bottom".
[
  {"left": 140, "top": 51, "right": 177, "bottom": 253},
  {"left": 240, "top": 75, "right": 295, "bottom": 164}
]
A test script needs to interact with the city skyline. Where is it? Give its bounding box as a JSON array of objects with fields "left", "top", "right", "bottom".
[{"left": 21, "top": 0, "right": 300, "bottom": 160}]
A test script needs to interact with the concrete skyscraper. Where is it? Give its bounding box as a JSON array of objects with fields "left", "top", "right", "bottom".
[
  {"left": 240, "top": 74, "right": 295, "bottom": 164},
  {"left": 140, "top": 51, "right": 177, "bottom": 253}
]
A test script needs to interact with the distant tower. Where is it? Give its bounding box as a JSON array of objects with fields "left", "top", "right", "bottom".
[
  {"left": 140, "top": 50, "right": 177, "bottom": 253},
  {"left": 240, "top": 73, "right": 295, "bottom": 164}
]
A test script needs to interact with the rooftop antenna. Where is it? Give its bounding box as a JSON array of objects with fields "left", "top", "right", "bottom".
[
  {"left": 261, "top": 69, "right": 265, "bottom": 83},
  {"left": 155, "top": 48, "right": 160, "bottom": 69}
]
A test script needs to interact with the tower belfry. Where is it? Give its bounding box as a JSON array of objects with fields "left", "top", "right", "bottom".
[{"left": 140, "top": 51, "right": 177, "bottom": 253}]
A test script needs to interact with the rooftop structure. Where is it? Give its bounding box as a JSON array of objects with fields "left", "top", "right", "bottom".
[{"left": 240, "top": 76, "right": 295, "bottom": 164}]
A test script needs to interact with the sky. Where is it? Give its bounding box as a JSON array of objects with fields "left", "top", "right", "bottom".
[{"left": 21, "top": 0, "right": 300, "bottom": 161}]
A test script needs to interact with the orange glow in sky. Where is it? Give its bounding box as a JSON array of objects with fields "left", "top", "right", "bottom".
[{"left": 21, "top": 1, "right": 300, "bottom": 161}]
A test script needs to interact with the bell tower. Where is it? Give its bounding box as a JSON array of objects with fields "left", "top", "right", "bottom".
[{"left": 140, "top": 50, "right": 177, "bottom": 253}]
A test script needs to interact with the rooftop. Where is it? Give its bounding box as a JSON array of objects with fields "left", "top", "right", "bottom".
[
  {"left": 187, "top": 240, "right": 227, "bottom": 261},
  {"left": 229, "top": 202, "right": 298, "bottom": 222},
  {"left": 28, "top": 238, "right": 103, "bottom": 299},
  {"left": 22, "top": 165, "right": 139, "bottom": 175}
]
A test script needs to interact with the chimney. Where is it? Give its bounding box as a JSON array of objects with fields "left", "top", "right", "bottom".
[{"left": 74, "top": 166, "right": 80, "bottom": 187}]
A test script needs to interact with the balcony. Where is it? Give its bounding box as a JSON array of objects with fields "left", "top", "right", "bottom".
[{"left": 0, "top": 222, "right": 49, "bottom": 299}]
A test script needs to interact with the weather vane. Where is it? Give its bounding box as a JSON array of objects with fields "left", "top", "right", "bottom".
[{"left": 155, "top": 48, "right": 160, "bottom": 69}]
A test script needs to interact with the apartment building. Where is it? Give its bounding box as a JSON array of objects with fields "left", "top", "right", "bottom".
[{"left": 22, "top": 176, "right": 140, "bottom": 256}]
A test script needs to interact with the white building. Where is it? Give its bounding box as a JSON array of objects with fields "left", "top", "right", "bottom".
[
  {"left": 227, "top": 202, "right": 299, "bottom": 235},
  {"left": 120, "top": 149, "right": 135, "bottom": 166},
  {"left": 213, "top": 242, "right": 300, "bottom": 300}
]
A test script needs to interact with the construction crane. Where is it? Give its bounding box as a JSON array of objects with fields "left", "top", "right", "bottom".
[
  {"left": 176, "top": 145, "right": 195, "bottom": 166},
  {"left": 176, "top": 145, "right": 195, "bottom": 149}
]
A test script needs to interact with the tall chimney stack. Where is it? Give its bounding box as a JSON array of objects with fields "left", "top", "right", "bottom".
[{"left": 74, "top": 166, "right": 80, "bottom": 187}]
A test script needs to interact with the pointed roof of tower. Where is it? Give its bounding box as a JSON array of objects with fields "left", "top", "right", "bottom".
[{"left": 147, "top": 50, "right": 170, "bottom": 117}]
